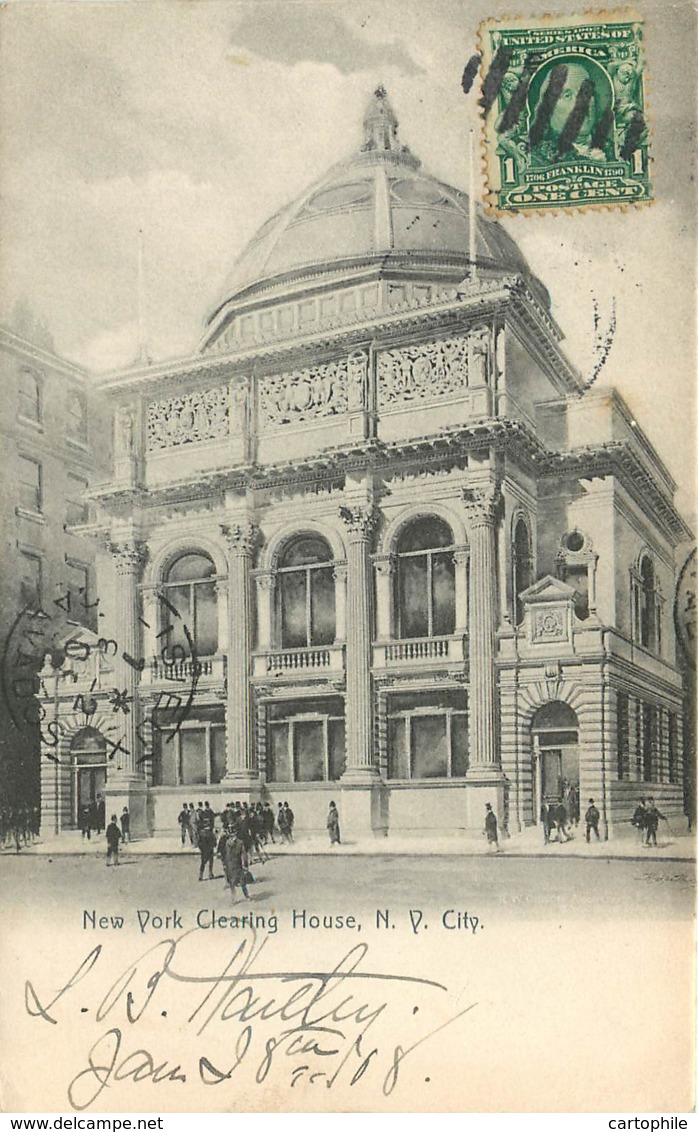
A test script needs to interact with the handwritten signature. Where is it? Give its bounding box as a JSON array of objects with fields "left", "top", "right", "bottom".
[{"left": 24, "top": 932, "right": 477, "bottom": 1109}]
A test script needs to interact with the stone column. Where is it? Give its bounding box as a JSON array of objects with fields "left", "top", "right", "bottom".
[
  {"left": 107, "top": 539, "right": 149, "bottom": 835},
  {"left": 110, "top": 540, "right": 147, "bottom": 776},
  {"left": 339, "top": 505, "right": 378, "bottom": 781},
  {"left": 462, "top": 483, "right": 508, "bottom": 830},
  {"left": 222, "top": 522, "right": 259, "bottom": 785}
]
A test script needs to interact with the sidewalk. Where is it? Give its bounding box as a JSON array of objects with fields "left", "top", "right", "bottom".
[{"left": 4, "top": 823, "right": 695, "bottom": 862}]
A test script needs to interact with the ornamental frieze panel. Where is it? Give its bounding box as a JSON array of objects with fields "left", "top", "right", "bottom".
[
  {"left": 146, "top": 385, "right": 230, "bottom": 450},
  {"left": 259, "top": 360, "right": 348, "bottom": 426},
  {"left": 377, "top": 333, "right": 472, "bottom": 408}
]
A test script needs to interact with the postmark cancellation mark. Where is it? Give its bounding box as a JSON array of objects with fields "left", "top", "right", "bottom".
[{"left": 477, "top": 10, "right": 651, "bottom": 213}]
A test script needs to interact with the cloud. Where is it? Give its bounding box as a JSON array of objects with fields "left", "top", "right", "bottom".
[{"left": 230, "top": 5, "right": 423, "bottom": 75}]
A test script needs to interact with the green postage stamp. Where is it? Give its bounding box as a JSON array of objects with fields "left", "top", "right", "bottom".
[{"left": 479, "top": 10, "right": 651, "bottom": 212}]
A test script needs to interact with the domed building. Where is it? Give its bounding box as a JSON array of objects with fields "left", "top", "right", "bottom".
[{"left": 38, "top": 88, "right": 690, "bottom": 841}]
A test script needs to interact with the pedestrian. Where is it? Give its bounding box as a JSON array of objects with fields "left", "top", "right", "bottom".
[
  {"left": 178, "top": 804, "right": 191, "bottom": 846},
  {"left": 327, "top": 801, "right": 341, "bottom": 845},
  {"left": 484, "top": 803, "right": 502, "bottom": 852},
  {"left": 585, "top": 798, "right": 600, "bottom": 842},
  {"left": 553, "top": 801, "right": 572, "bottom": 842},
  {"left": 106, "top": 814, "right": 121, "bottom": 866},
  {"left": 277, "top": 803, "right": 289, "bottom": 842},
  {"left": 79, "top": 803, "right": 92, "bottom": 840},
  {"left": 197, "top": 801, "right": 216, "bottom": 881},
  {"left": 120, "top": 806, "right": 130, "bottom": 844},
  {"left": 540, "top": 801, "right": 551, "bottom": 845},
  {"left": 222, "top": 834, "right": 251, "bottom": 903},
  {"left": 632, "top": 798, "right": 648, "bottom": 845},
  {"left": 188, "top": 803, "right": 197, "bottom": 845},
  {"left": 566, "top": 782, "right": 580, "bottom": 827},
  {"left": 96, "top": 793, "right": 106, "bottom": 836},
  {"left": 264, "top": 802, "right": 276, "bottom": 844},
  {"left": 644, "top": 798, "right": 665, "bottom": 847},
  {"left": 88, "top": 798, "right": 98, "bottom": 838},
  {"left": 283, "top": 801, "right": 295, "bottom": 842}
]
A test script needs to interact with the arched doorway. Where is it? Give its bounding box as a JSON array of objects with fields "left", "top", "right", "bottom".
[
  {"left": 70, "top": 728, "right": 108, "bottom": 827},
  {"left": 530, "top": 702, "right": 579, "bottom": 820}
]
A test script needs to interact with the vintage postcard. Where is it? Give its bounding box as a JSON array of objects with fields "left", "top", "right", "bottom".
[{"left": 0, "top": 0, "right": 695, "bottom": 1116}]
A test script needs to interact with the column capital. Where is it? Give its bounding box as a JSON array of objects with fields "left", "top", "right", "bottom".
[
  {"left": 109, "top": 540, "right": 147, "bottom": 576},
  {"left": 453, "top": 546, "right": 471, "bottom": 569},
  {"left": 332, "top": 563, "right": 348, "bottom": 584},
  {"left": 462, "top": 483, "right": 502, "bottom": 527},
  {"left": 221, "top": 521, "right": 261, "bottom": 557},
  {"left": 339, "top": 504, "right": 377, "bottom": 541}
]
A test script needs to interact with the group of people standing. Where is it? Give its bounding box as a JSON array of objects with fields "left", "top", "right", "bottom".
[
  {"left": 177, "top": 799, "right": 295, "bottom": 854},
  {"left": 631, "top": 797, "right": 667, "bottom": 847},
  {"left": 0, "top": 805, "right": 40, "bottom": 852}
]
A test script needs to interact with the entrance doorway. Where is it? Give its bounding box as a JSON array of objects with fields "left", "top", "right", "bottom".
[
  {"left": 70, "top": 728, "right": 108, "bottom": 828},
  {"left": 531, "top": 702, "right": 580, "bottom": 821}
]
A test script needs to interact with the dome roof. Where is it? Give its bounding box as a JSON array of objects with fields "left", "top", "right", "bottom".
[{"left": 208, "top": 87, "right": 547, "bottom": 324}]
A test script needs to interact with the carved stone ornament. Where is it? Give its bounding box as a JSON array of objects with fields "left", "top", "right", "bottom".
[
  {"left": 116, "top": 405, "right": 136, "bottom": 456},
  {"left": 339, "top": 505, "right": 377, "bottom": 540},
  {"left": 373, "top": 554, "right": 396, "bottom": 578},
  {"left": 377, "top": 333, "right": 469, "bottom": 408},
  {"left": 255, "top": 571, "right": 276, "bottom": 592},
  {"left": 110, "top": 540, "right": 147, "bottom": 575},
  {"left": 462, "top": 483, "right": 502, "bottom": 526},
  {"left": 221, "top": 522, "right": 261, "bottom": 556},
  {"left": 146, "top": 385, "right": 230, "bottom": 450},
  {"left": 259, "top": 360, "right": 348, "bottom": 426},
  {"left": 533, "top": 609, "right": 565, "bottom": 641},
  {"left": 347, "top": 351, "right": 369, "bottom": 411}
]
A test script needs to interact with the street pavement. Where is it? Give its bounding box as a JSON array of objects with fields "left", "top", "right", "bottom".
[{"left": 7, "top": 820, "right": 695, "bottom": 861}]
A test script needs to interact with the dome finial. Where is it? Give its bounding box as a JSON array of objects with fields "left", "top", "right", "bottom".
[{"left": 362, "top": 84, "right": 400, "bottom": 153}]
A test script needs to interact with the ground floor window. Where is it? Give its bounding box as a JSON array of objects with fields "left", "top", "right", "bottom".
[
  {"left": 266, "top": 696, "right": 345, "bottom": 782},
  {"left": 386, "top": 690, "right": 468, "bottom": 779},
  {"left": 668, "top": 713, "right": 679, "bottom": 785},
  {"left": 641, "top": 702, "right": 658, "bottom": 783},
  {"left": 152, "top": 706, "right": 226, "bottom": 786},
  {"left": 616, "top": 692, "right": 630, "bottom": 780}
]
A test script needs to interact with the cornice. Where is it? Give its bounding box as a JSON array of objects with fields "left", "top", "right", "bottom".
[
  {"left": 538, "top": 442, "right": 692, "bottom": 545},
  {"left": 0, "top": 326, "right": 91, "bottom": 382}
]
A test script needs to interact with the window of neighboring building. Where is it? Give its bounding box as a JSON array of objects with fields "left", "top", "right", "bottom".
[
  {"left": 265, "top": 697, "right": 345, "bottom": 783},
  {"left": 668, "top": 713, "right": 679, "bottom": 786},
  {"left": 66, "top": 474, "right": 89, "bottom": 526},
  {"left": 616, "top": 691, "right": 630, "bottom": 780},
  {"left": 162, "top": 551, "right": 218, "bottom": 657},
  {"left": 19, "top": 551, "right": 42, "bottom": 610},
  {"left": 66, "top": 390, "right": 88, "bottom": 445},
  {"left": 277, "top": 535, "right": 335, "bottom": 649},
  {"left": 152, "top": 707, "right": 226, "bottom": 786},
  {"left": 641, "top": 702, "right": 657, "bottom": 782},
  {"left": 639, "top": 554, "right": 660, "bottom": 651},
  {"left": 556, "top": 529, "right": 593, "bottom": 621},
  {"left": 386, "top": 690, "right": 468, "bottom": 780},
  {"left": 396, "top": 517, "right": 456, "bottom": 639},
  {"left": 513, "top": 516, "right": 533, "bottom": 626},
  {"left": 18, "top": 368, "right": 42, "bottom": 424},
  {"left": 18, "top": 455, "right": 42, "bottom": 514},
  {"left": 65, "top": 558, "right": 94, "bottom": 630}
]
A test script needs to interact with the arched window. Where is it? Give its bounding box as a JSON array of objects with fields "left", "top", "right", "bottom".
[
  {"left": 278, "top": 535, "right": 335, "bottom": 648},
  {"left": 18, "top": 367, "right": 42, "bottom": 423},
  {"left": 396, "top": 517, "right": 455, "bottom": 639},
  {"left": 67, "top": 390, "right": 88, "bottom": 445},
  {"left": 639, "top": 555, "right": 658, "bottom": 650},
  {"left": 513, "top": 517, "right": 533, "bottom": 626},
  {"left": 162, "top": 552, "right": 218, "bottom": 656}
]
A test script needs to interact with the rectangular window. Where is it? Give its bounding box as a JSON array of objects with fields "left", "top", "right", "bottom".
[
  {"left": 211, "top": 726, "right": 227, "bottom": 784},
  {"left": 181, "top": 729, "right": 207, "bottom": 785},
  {"left": 617, "top": 692, "right": 630, "bottom": 780},
  {"left": 18, "top": 369, "right": 42, "bottom": 423},
  {"left": 386, "top": 690, "right": 469, "bottom": 780},
  {"left": 293, "top": 720, "right": 325, "bottom": 782},
  {"left": 265, "top": 697, "right": 344, "bottom": 783},
  {"left": 66, "top": 474, "right": 89, "bottom": 526},
  {"left": 65, "top": 559, "right": 93, "bottom": 629},
  {"left": 642, "top": 703, "right": 656, "bottom": 782},
  {"left": 18, "top": 455, "right": 42, "bottom": 513},
  {"left": 19, "top": 551, "right": 42, "bottom": 609},
  {"left": 668, "top": 714, "right": 678, "bottom": 786}
]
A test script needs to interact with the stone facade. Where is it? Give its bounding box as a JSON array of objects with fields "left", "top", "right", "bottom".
[{"left": 35, "top": 90, "right": 691, "bottom": 840}]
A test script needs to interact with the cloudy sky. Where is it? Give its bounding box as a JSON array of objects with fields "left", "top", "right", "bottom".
[{"left": 0, "top": 0, "right": 695, "bottom": 520}]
